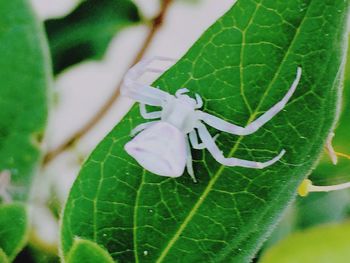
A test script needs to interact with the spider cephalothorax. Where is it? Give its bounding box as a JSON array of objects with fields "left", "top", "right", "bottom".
[{"left": 121, "top": 57, "right": 302, "bottom": 182}]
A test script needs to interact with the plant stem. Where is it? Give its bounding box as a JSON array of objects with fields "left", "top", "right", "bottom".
[
  {"left": 43, "top": 0, "right": 173, "bottom": 165},
  {"left": 335, "top": 151, "right": 350, "bottom": 160},
  {"left": 309, "top": 182, "right": 350, "bottom": 193}
]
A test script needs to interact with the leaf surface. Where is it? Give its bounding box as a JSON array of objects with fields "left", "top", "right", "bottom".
[
  {"left": 61, "top": 0, "right": 350, "bottom": 262},
  {"left": 45, "top": 0, "right": 140, "bottom": 75}
]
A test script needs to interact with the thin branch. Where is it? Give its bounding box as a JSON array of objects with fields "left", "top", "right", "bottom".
[{"left": 43, "top": 0, "right": 173, "bottom": 165}]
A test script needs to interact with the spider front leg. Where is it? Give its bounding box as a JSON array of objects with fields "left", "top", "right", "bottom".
[
  {"left": 196, "top": 123, "right": 285, "bottom": 169},
  {"left": 197, "top": 67, "right": 302, "bottom": 136},
  {"left": 139, "top": 103, "right": 162, "bottom": 119},
  {"left": 175, "top": 88, "right": 203, "bottom": 109},
  {"left": 121, "top": 57, "right": 177, "bottom": 106},
  {"left": 127, "top": 56, "right": 176, "bottom": 79},
  {"left": 189, "top": 130, "right": 219, "bottom": 150}
]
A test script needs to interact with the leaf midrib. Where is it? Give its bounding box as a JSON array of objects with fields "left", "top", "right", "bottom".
[{"left": 154, "top": 1, "right": 311, "bottom": 261}]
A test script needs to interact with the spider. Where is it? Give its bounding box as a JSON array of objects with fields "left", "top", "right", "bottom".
[{"left": 121, "top": 57, "right": 302, "bottom": 182}]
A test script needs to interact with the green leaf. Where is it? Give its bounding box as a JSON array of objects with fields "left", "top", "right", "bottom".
[
  {"left": 67, "top": 239, "right": 115, "bottom": 263},
  {"left": 61, "top": 0, "right": 350, "bottom": 262},
  {"left": 0, "top": 204, "right": 28, "bottom": 261},
  {"left": 0, "top": 0, "right": 50, "bottom": 260},
  {"left": 260, "top": 222, "right": 350, "bottom": 263},
  {"left": 45, "top": 0, "right": 140, "bottom": 75},
  {"left": 0, "top": 0, "right": 51, "bottom": 201}
]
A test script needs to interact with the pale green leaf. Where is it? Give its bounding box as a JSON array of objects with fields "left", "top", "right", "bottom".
[
  {"left": 0, "top": 249, "right": 9, "bottom": 263},
  {"left": 260, "top": 222, "right": 350, "bottom": 263}
]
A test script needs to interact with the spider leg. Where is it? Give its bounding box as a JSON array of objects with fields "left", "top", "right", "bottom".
[
  {"left": 176, "top": 88, "right": 190, "bottom": 97},
  {"left": 189, "top": 130, "right": 219, "bottom": 150},
  {"left": 189, "top": 130, "right": 205, "bottom": 149},
  {"left": 130, "top": 121, "right": 159, "bottom": 137},
  {"left": 197, "top": 123, "right": 285, "bottom": 169},
  {"left": 124, "top": 87, "right": 170, "bottom": 106},
  {"left": 121, "top": 57, "right": 177, "bottom": 106},
  {"left": 140, "top": 103, "right": 162, "bottom": 119},
  {"left": 185, "top": 137, "right": 197, "bottom": 182},
  {"left": 126, "top": 56, "right": 176, "bottom": 81},
  {"left": 198, "top": 67, "right": 302, "bottom": 135},
  {"left": 195, "top": 93, "right": 203, "bottom": 109}
]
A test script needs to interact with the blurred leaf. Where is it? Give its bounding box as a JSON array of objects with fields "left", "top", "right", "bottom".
[
  {"left": 67, "top": 239, "right": 114, "bottom": 263},
  {"left": 260, "top": 222, "right": 350, "bottom": 263},
  {"left": 262, "top": 190, "right": 350, "bottom": 256},
  {"left": 61, "top": 0, "right": 349, "bottom": 262},
  {"left": 0, "top": 0, "right": 50, "bottom": 201},
  {"left": 295, "top": 191, "right": 350, "bottom": 229},
  {"left": 0, "top": 204, "right": 28, "bottom": 261},
  {"left": 0, "top": 0, "right": 51, "bottom": 260},
  {"left": 45, "top": 0, "right": 141, "bottom": 75}
]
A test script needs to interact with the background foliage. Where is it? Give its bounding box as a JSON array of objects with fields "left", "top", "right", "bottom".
[{"left": 0, "top": 0, "right": 50, "bottom": 261}]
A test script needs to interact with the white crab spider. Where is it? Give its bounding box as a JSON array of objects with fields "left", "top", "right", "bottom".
[{"left": 121, "top": 57, "right": 302, "bottom": 182}]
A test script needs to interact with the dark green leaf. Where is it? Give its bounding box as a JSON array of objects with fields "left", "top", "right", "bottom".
[
  {"left": 45, "top": 0, "right": 140, "bottom": 75},
  {"left": 61, "top": 0, "right": 350, "bottom": 262},
  {"left": 67, "top": 239, "right": 115, "bottom": 263},
  {"left": 0, "top": 204, "right": 28, "bottom": 261}
]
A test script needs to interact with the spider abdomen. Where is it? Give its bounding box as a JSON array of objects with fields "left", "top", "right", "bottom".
[{"left": 124, "top": 122, "right": 187, "bottom": 177}]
